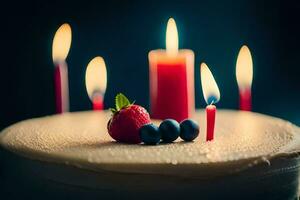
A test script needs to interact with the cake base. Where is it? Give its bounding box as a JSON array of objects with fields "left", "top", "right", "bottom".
[
  {"left": 1, "top": 148, "right": 299, "bottom": 200},
  {"left": 1, "top": 110, "right": 300, "bottom": 199}
]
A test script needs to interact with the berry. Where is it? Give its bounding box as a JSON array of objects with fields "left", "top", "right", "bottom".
[
  {"left": 107, "top": 93, "right": 151, "bottom": 144},
  {"left": 180, "top": 119, "right": 199, "bottom": 141},
  {"left": 139, "top": 124, "right": 161, "bottom": 145},
  {"left": 159, "top": 119, "right": 180, "bottom": 143}
]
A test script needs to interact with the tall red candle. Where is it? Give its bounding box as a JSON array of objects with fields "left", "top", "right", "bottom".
[
  {"left": 149, "top": 18, "right": 195, "bottom": 122},
  {"left": 236, "top": 45, "right": 253, "bottom": 111},
  {"left": 85, "top": 57, "right": 107, "bottom": 111},
  {"left": 54, "top": 66, "right": 62, "bottom": 113},
  {"left": 54, "top": 63, "right": 69, "bottom": 113},
  {"left": 200, "top": 63, "right": 220, "bottom": 142},
  {"left": 52, "top": 23, "right": 72, "bottom": 114}
]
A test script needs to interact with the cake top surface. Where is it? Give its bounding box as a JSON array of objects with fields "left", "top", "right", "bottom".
[{"left": 0, "top": 110, "right": 300, "bottom": 176}]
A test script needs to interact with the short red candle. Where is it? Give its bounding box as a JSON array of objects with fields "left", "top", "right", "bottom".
[
  {"left": 239, "top": 88, "right": 251, "bottom": 111},
  {"left": 206, "top": 105, "right": 216, "bottom": 141},
  {"left": 54, "top": 63, "right": 69, "bottom": 113},
  {"left": 236, "top": 45, "right": 253, "bottom": 112},
  {"left": 85, "top": 56, "right": 107, "bottom": 111},
  {"left": 92, "top": 95, "right": 104, "bottom": 111},
  {"left": 148, "top": 18, "right": 194, "bottom": 122},
  {"left": 149, "top": 51, "right": 195, "bottom": 122}
]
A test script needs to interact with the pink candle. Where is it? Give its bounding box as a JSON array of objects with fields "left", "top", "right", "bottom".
[
  {"left": 85, "top": 57, "right": 107, "bottom": 111},
  {"left": 149, "top": 18, "right": 194, "bottom": 122},
  {"left": 52, "top": 23, "right": 72, "bottom": 114},
  {"left": 200, "top": 63, "right": 220, "bottom": 142},
  {"left": 236, "top": 45, "right": 253, "bottom": 111}
]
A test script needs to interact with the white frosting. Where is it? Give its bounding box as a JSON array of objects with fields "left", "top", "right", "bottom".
[{"left": 0, "top": 110, "right": 300, "bottom": 177}]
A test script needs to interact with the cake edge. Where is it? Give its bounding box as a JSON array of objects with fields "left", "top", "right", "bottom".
[{"left": 1, "top": 110, "right": 300, "bottom": 177}]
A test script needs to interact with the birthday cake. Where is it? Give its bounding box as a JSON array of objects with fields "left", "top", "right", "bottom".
[
  {"left": 1, "top": 17, "right": 299, "bottom": 200},
  {"left": 1, "top": 110, "right": 300, "bottom": 199}
]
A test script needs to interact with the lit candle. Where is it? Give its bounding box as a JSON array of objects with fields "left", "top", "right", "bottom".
[
  {"left": 236, "top": 45, "right": 253, "bottom": 111},
  {"left": 52, "top": 23, "right": 72, "bottom": 113},
  {"left": 85, "top": 56, "right": 107, "bottom": 111},
  {"left": 200, "top": 63, "right": 220, "bottom": 141},
  {"left": 148, "top": 18, "right": 195, "bottom": 122}
]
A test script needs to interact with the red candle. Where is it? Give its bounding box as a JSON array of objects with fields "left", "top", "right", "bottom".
[
  {"left": 236, "top": 45, "right": 253, "bottom": 111},
  {"left": 206, "top": 105, "right": 216, "bottom": 141},
  {"left": 52, "top": 23, "right": 72, "bottom": 114},
  {"left": 92, "top": 94, "right": 104, "bottom": 111},
  {"left": 149, "top": 18, "right": 195, "bottom": 122},
  {"left": 85, "top": 57, "right": 107, "bottom": 111},
  {"left": 54, "top": 63, "right": 69, "bottom": 113},
  {"left": 239, "top": 88, "right": 251, "bottom": 111},
  {"left": 54, "top": 66, "right": 62, "bottom": 113},
  {"left": 200, "top": 63, "right": 220, "bottom": 142}
]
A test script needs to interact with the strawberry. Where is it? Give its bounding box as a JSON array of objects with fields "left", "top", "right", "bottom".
[{"left": 107, "top": 93, "right": 151, "bottom": 144}]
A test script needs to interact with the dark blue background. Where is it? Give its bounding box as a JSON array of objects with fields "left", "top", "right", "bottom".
[{"left": 1, "top": 0, "right": 300, "bottom": 130}]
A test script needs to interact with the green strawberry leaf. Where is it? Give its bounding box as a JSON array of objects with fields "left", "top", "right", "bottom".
[
  {"left": 115, "top": 93, "right": 131, "bottom": 111},
  {"left": 109, "top": 93, "right": 134, "bottom": 115},
  {"left": 109, "top": 108, "right": 117, "bottom": 114}
]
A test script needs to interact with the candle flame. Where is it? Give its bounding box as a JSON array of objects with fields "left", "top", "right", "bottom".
[
  {"left": 52, "top": 23, "right": 72, "bottom": 63},
  {"left": 85, "top": 56, "right": 107, "bottom": 100},
  {"left": 200, "top": 63, "right": 220, "bottom": 105},
  {"left": 166, "top": 18, "right": 178, "bottom": 56},
  {"left": 236, "top": 45, "right": 253, "bottom": 90}
]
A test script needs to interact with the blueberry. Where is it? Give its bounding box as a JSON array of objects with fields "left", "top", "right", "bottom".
[
  {"left": 180, "top": 119, "right": 199, "bottom": 141},
  {"left": 139, "top": 124, "right": 161, "bottom": 145},
  {"left": 159, "top": 119, "right": 180, "bottom": 143}
]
